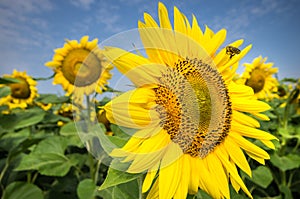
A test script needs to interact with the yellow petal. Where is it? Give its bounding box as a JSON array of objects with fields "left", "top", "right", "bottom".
[
  {"left": 232, "top": 110, "right": 260, "bottom": 128},
  {"left": 142, "top": 163, "right": 159, "bottom": 193},
  {"left": 231, "top": 98, "right": 271, "bottom": 112},
  {"left": 80, "top": 35, "right": 89, "bottom": 47},
  {"left": 103, "top": 47, "right": 161, "bottom": 86},
  {"left": 231, "top": 121, "right": 278, "bottom": 141},
  {"left": 224, "top": 137, "right": 252, "bottom": 177},
  {"left": 158, "top": 2, "right": 172, "bottom": 29},
  {"left": 159, "top": 143, "right": 182, "bottom": 199},
  {"left": 229, "top": 132, "right": 270, "bottom": 160},
  {"left": 215, "top": 147, "right": 253, "bottom": 199},
  {"left": 174, "top": 155, "right": 190, "bottom": 199},
  {"left": 205, "top": 153, "right": 230, "bottom": 198}
]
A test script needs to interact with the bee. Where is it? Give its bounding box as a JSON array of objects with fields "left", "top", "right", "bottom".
[{"left": 226, "top": 46, "right": 241, "bottom": 59}]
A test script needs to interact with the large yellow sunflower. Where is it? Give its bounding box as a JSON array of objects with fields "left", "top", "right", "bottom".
[
  {"left": 238, "top": 56, "right": 279, "bottom": 100},
  {"left": 45, "top": 35, "right": 113, "bottom": 104},
  {"left": 103, "top": 3, "right": 277, "bottom": 199},
  {"left": 0, "top": 70, "right": 38, "bottom": 109}
]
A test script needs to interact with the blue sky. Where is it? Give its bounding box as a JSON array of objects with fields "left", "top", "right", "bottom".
[{"left": 0, "top": 0, "right": 299, "bottom": 94}]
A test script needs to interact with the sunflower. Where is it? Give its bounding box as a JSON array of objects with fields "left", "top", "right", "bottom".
[
  {"left": 0, "top": 70, "right": 38, "bottom": 109},
  {"left": 102, "top": 3, "right": 277, "bottom": 199},
  {"left": 238, "top": 56, "right": 279, "bottom": 100},
  {"left": 45, "top": 35, "right": 113, "bottom": 104}
]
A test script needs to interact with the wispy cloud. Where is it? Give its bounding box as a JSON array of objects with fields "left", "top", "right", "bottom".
[
  {"left": 210, "top": 0, "right": 294, "bottom": 43},
  {"left": 69, "top": 0, "right": 95, "bottom": 10},
  {"left": 95, "top": 4, "right": 123, "bottom": 33},
  {"left": 0, "top": 0, "right": 53, "bottom": 49}
]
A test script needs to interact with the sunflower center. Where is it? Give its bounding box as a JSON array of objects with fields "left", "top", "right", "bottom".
[
  {"left": 61, "top": 48, "right": 102, "bottom": 87},
  {"left": 8, "top": 77, "right": 31, "bottom": 99},
  {"left": 154, "top": 58, "right": 232, "bottom": 158},
  {"left": 245, "top": 68, "right": 266, "bottom": 93}
]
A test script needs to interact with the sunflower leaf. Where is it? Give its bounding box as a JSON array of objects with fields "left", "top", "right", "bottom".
[
  {"left": 77, "top": 179, "right": 97, "bottom": 199},
  {"left": 34, "top": 94, "right": 69, "bottom": 104},
  {"left": 111, "top": 180, "right": 139, "bottom": 199},
  {"left": 98, "top": 167, "right": 142, "bottom": 190},
  {"left": 0, "top": 108, "right": 46, "bottom": 131},
  {"left": 270, "top": 153, "right": 300, "bottom": 171},
  {"left": 15, "top": 153, "right": 74, "bottom": 176},
  {"left": 2, "top": 181, "right": 43, "bottom": 199},
  {"left": 0, "top": 86, "right": 11, "bottom": 98},
  {"left": 15, "top": 136, "right": 78, "bottom": 176},
  {"left": 246, "top": 166, "right": 273, "bottom": 188},
  {"left": 0, "top": 77, "right": 21, "bottom": 84}
]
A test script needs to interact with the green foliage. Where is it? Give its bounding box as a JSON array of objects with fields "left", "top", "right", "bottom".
[
  {"left": 0, "top": 77, "right": 21, "bottom": 84},
  {"left": 0, "top": 86, "right": 11, "bottom": 98},
  {"left": 2, "top": 181, "right": 43, "bottom": 199}
]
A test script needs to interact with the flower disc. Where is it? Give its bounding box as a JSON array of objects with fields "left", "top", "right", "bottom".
[
  {"left": 155, "top": 58, "right": 231, "bottom": 158},
  {"left": 61, "top": 48, "right": 102, "bottom": 87}
]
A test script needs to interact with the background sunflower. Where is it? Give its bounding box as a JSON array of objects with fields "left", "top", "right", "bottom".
[
  {"left": 237, "top": 56, "right": 279, "bottom": 100},
  {"left": 0, "top": 70, "right": 38, "bottom": 109},
  {"left": 45, "top": 35, "right": 113, "bottom": 104}
]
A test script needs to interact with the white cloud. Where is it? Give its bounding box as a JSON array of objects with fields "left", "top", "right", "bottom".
[
  {"left": 209, "top": 0, "right": 294, "bottom": 43},
  {"left": 0, "top": 0, "right": 54, "bottom": 49},
  {"left": 0, "top": 0, "right": 52, "bottom": 14},
  {"left": 94, "top": 3, "right": 124, "bottom": 33},
  {"left": 69, "top": 0, "right": 95, "bottom": 10}
]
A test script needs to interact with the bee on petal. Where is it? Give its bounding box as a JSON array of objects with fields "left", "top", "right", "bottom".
[{"left": 226, "top": 46, "right": 241, "bottom": 59}]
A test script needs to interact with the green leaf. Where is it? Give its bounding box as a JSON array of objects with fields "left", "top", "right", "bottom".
[
  {"left": 99, "top": 167, "right": 142, "bottom": 190},
  {"left": 112, "top": 180, "right": 139, "bottom": 199},
  {"left": 0, "top": 108, "right": 46, "bottom": 131},
  {"left": 270, "top": 153, "right": 300, "bottom": 171},
  {"left": 34, "top": 94, "right": 69, "bottom": 104},
  {"left": 246, "top": 166, "right": 273, "bottom": 188},
  {"left": 33, "top": 136, "right": 69, "bottom": 154},
  {"left": 77, "top": 122, "right": 115, "bottom": 154},
  {"left": 2, "top": 181, "right": 43, "bottom": 199},
  {"left": 77, "top": 179, "right": 97, "bottom": 199},
  {"left": 60, "top": 122, "right": 84, "bottom": 147},
  {"left": 60, "top": 121, "right": 79, "bottom": 136},
  {"left": 0, "top": 86, "right": 11, "bottom": 97},
  {"left": 0, "top": 128, "right": 30, "bottom": 152},
  {"left": 43, "top": 112, "right": 71, "bottom": 123},
  {"left": 0, "top": 77, "right": 21, "bottom": 84},
  {"left": 14, "top": 108, "right": 46, "bottom": 129},
  {"left": 110, "top": 124, "right": 136, "bottom": 139},
  {"left": 97, "top": 188, "right": 113, "bottom": 199},
  {"left": 15, "top": 136, "right": 78, "bottom": 176},
  {"left": 15, "top": 153, "right": 73, "bottom": 176},
  {"left": 279, "top": 184, "right": 293, "bottom": 199},
  {"left": 194, "top": 189, "right": 213, "bottom": 199},
  {"left": 107, "top": 135, "right": 128, "bottom": 148}
]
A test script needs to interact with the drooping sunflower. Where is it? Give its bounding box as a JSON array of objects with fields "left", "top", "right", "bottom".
[
  {"left": 103, "top": 3, "right": 277, "bottom": 199},
  {"left": 0, "top": 70, "right": 38, "bottom": 109},
  {"left": 238, "top": 56, "right": 279, "bottom": 100},
  {"left": 45, "top": 35, "right": 113, "bottom": 104}
]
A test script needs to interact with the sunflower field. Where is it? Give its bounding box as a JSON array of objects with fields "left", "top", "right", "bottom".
[{"left": 1, "top": 2, "right": 300, "bottom": 199}]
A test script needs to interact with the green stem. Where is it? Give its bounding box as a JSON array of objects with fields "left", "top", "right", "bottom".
[
  {"left": 94, "top": 159, "right": 102, "bottom": 184},
  {"left": 33, "top": 73, "right": 55, "bottom": 81},
  {"left": 86, "top": 95, "right": 91, "bottom": 122},
  {"left": 280, "top": 170, "right": 287, "bottom": 186},
  {"left": 31, "top": 172, "right": 38, "bottom": 183},
  {"left": 138, "top": 174, "right": 146, "bottom": 199},
  {"left": 292, "top": 138, "right": 300, "bottom": 153},
  {"left": 254, "top": 187, "right": 270, "bottom": 197},
  {"left": 27, "top": 172, "right": 31, "bottom": 183},
  {"left": 0, "top": 160, "right": 9, "bottom": 187},
  {"left": 88, "top": 153, "right": 95, "bottom": 181}
]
